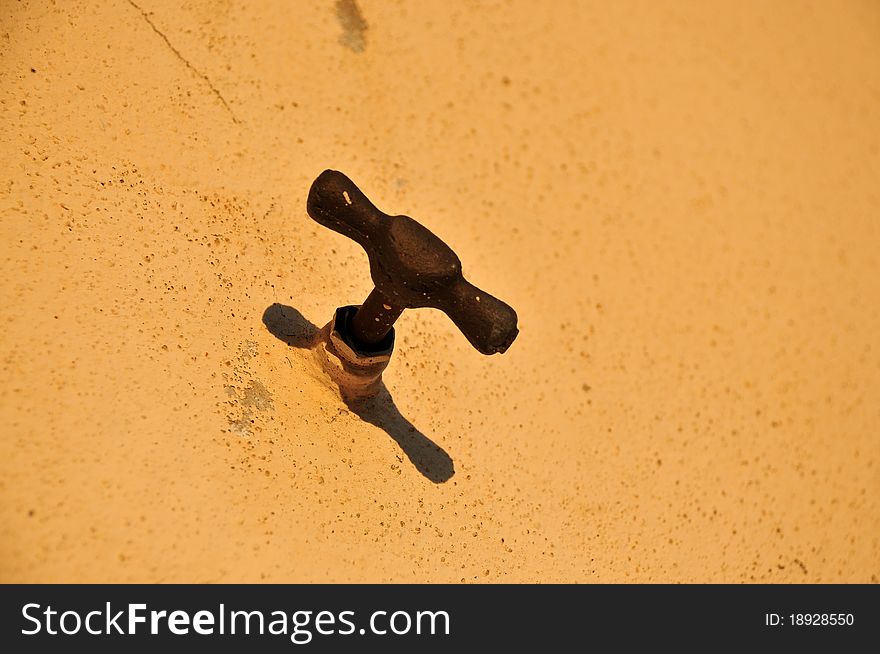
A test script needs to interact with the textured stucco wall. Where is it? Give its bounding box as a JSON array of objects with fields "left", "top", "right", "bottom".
[{"left": 1, "top": 0, "right": 878, "bottom": 582}]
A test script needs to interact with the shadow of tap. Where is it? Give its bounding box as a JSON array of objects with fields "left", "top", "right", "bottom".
[{"left": 262, "top": 303, "right": 454, "bottom": 483}]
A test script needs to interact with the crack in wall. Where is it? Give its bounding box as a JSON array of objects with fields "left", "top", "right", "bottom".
[{"left": 125, "top": 0, "right": 241, "bottom": 124}]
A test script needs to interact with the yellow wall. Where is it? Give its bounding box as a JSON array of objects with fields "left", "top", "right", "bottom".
[{"left": 1, "top": 0, "right": 878, "bottom": 582}]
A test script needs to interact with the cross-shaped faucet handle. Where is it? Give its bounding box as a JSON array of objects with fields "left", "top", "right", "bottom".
[{"left": 307, "top": 170, "right": 518, "bottom": 355}]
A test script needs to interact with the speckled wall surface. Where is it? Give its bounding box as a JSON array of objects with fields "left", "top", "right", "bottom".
[{"left": 1, "top": 0, "right": 878, "bottom": 582}]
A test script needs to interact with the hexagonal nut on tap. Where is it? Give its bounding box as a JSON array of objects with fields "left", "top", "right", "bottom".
[{"left": 314, "top": 305, "right": 394, "bottom": 402}]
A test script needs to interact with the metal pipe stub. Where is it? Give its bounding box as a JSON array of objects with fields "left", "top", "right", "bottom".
[
  {"left": 315, "top": 305, "right": 394, "bottom": 401},
  {"left": 349, "top": 287, "right": 404, "bottom": 349}
]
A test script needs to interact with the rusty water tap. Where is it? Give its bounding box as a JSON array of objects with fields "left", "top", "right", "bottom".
[{"left": 306, "top": 169, "right": 519, "bottom": 399}]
